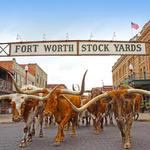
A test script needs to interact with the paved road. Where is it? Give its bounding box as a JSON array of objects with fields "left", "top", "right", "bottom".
[{"left": 0, "top": 121, "right": 150, "bottom": 150}]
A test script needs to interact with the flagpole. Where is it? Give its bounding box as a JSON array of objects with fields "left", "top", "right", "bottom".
[
  {"left": 112, "top": 32, "right": 116, "bottom": 40},
  {"left": 130, "top": 22, "right": 134, "bottom": 39},
  {"left": 131, "top": 27, "right": 133, "bottom": 39},
  {"left": 131, "top": 22, "right": 140, "bottom": 39}
]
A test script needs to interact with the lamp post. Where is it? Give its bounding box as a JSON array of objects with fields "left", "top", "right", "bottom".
[
  {"left": 25, "top": 65, "right": 28, "bottom": 85},
  {"left": 129, "top": 64, "right": 134, "bottom": 85},
  {"left": 101, "top": 80, "right": 104, "bottom": 91}
]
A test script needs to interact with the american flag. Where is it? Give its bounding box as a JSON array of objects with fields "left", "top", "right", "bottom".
[{"left": 131, "top": 22, "right": 139, "bottom": 30}]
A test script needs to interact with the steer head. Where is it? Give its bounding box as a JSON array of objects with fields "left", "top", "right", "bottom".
[
  {"left": 0, "top": 90, "right": 51, "bottom": 122},
  {"left": 44, "top": 70, "right": 88, "bottom": 116},
  {"left": 1, "top": 73, "right": 51, "bottom": 122},
  {"left": 44, "top": 84, "right": 66, "bottom": 116}
]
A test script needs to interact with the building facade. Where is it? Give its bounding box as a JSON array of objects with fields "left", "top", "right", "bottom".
[
  {"left": 27, "top": 64, "right": 47, "bottom": 88},
  {"left": 0, "top": 66, "right": 13, "bottom": 94},
  {"left": 0, "top": 58, "right": 47, "bottom": 90},
  {"left": 0, "top": 59, "right": 47, "bottom": 113},
  {"left": 112, "top": 20, "right": 150, "bottom": 90}
]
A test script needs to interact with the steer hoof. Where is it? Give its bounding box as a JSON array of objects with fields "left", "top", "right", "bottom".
[
  {"left": 53, "top": 141, "right": 61, "bottom": 146},
  {"left": 32, "top": 130, "right": 35, "bottom": 136},
  {"left": 27, "top": 137, "right": 32, "bottom": 143},
  {"left": 94, "top": 130, "right": 100, "bottom": 135},
  {"left": 19, "top": 141, "right": 27, "bottom": 148},
  {"left": 71, "top": 134, "right": 77, "bottom": 138},
  {"left": 123, "top": 142, "right": 132, "bottom": 149},
  {"left": 39, "top": 133, "right": 43, "bottom": 138}
]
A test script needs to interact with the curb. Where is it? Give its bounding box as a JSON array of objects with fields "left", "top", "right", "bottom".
[{"left": 137, "top": 119, "right": 150, "bottom": 122}]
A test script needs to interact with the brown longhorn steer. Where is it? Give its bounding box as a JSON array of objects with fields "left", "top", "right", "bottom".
[
  {"left": 44, "top": 85, "right": 81, "bottom": 145},
  {"left": 64, "top": 86, "right": 150, "bottom": 149},
  {"left": 44, "top": 70, "right": 87, "bottom": 145},
  {"left": 90, "top": 88, "right": 109, "bottom": 133}
]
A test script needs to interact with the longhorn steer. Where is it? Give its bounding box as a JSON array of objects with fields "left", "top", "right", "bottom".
[
  {"left": 64, "top": 87, "right": 149, "bottom": 149},
  {"left": 44, "top": 85, "right": 82, "bottom": 145},
  {"left": 0, "top": 84, "right": 50, "bottom": 148},
  {"left": 78, "top": 99, "right": 92, "bottom": 126},
  {"left": 44, "top": 70, "right": 87, "bottom": 145}
]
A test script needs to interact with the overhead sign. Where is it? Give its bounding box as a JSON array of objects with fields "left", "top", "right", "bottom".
[
  {"left": 3, "top": 40, "right": 147, "bottom": 56},
  {"left": 79, "top": 41, "right": 146, "bottom": 55},
  {"left": 10, "top": 41, "right": 77, "bottom": 56}
]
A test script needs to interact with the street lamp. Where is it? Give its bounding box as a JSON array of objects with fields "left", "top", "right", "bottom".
[
  {"left": 129, "top": 63, "right": 134, "bottom": 85},
  {"left": 25, "top": 65, "right": 28, "bottom": 85},
  {"left": 101, "top": 80, "right": 104, "bottom": 91}
]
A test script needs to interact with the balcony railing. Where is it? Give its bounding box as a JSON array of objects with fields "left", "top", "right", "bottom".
[
  {"left": 0, "top": 78, "right": 12, "bottom": 92},
  {"left": 129, "top": 73, "right": 150, "bottom": 80}
]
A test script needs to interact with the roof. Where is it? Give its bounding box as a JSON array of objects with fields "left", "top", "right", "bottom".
[
  {"left": 0, "top": 61, "right": 13, "bottom": 73},
  {"left": 20, "top": 64, "right": 36, "bottom": 76}
]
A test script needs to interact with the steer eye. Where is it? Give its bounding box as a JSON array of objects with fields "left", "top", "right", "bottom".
[{"left": 21, "top": 96, "right": 25, "bottom": 99}]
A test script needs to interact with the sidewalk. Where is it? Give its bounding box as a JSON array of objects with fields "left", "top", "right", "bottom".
[
  {"left": 0, "top": 114, "right": 13, "bottom": 124},
  {"left": 138, "top": 112, "right": 150, "bottom": 122}
]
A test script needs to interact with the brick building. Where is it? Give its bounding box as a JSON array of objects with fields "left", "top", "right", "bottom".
[
  {"left": 112, "top": 20, "right": 150, "bottom": 90},
  {"left": 0, "top": 58, "right": 47, "bottom": 90},
  {"left": 0, "top": 58, "right": 47, "bottom": 113},
  {"left": 112, "top": 20, "right": 150, "bottom": 110}
]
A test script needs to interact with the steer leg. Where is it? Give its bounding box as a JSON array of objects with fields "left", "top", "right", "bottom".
[
  {"left": 38, "top": 114, "right": 44, "bottom": 138},
  {"left": 116, "top": 120, "right": 126, "bottom": 146},
  {"left": 31, "top": 118, "right": 35, "bottom": 136},
  {"left": 19, "top": 126, "right": 28, "bottom": 148},
  {"left": 93, "top": 118, "right": 100, "bottom": 134},
  {"left": 27, "top": 126, "right": 33, "bottom": 143},
  {"left": 64, "top": 121, "right": 70, "bottom": 131},
  {"left": 54, "top": 115, "right": 70, "bottom": 145},
  {"left": 104, "top": 115, "right": 108, "bottom": 126},
  {"left": 44, "top": 116, "right": 49, "bottom": 128},
  {"left": 109, "top": 114, "right": 114, "bottom": 125},
  {"left": 123, "top": 116, "right": 133, "bottom": 149},
  {"left": 71, "top": 117, "right": 78, "bottom": 137},
  {"left": 100, "top": 116, "right": 104, "bottom": 131},
  {"left": 93, "top": 117, "right": 101, "bottom": 134}
]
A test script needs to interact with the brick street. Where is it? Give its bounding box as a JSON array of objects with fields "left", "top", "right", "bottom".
[{"left": 0, "top": 121, "right": 150, "bottom": 150}]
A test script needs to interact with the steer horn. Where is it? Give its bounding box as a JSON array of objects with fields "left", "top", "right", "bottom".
[
  {"left": 63, "top": 88, "right": 150, "bottom": 113},
  {"left": 0, "top": 95, "right": 12, "bottom": 101},
  {"left": 23, "top": 88, "right": 52, "bottom": 101},
  {"left": 126, "top": 89, "right": 150, "bottom": 95},
  {"left": 8, "top": 72, "right": 47, "bottom": 94},
  {"left": 59, "top": 70, "right": 88, "bottom": 95},
  {"left": 24, "top": 93, "right": 50, "bottom": 101},
  {"left": 62, "top": 92, "right": 110, "bottom": 113}
]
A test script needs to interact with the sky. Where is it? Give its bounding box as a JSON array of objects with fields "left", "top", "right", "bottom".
[{"left": 0, "top": 0, "right": 150, "bottom": 90}]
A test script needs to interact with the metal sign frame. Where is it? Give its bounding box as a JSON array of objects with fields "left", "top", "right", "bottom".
[{"left": 0, "top": 40, "right": 149, "bottom": 57}]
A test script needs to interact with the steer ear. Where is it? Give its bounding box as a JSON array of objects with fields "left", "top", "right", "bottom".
[{"left": 72, "top": 84, "right": 80, "bottom": 91}]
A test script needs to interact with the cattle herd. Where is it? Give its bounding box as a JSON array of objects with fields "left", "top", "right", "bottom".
[{"left": 0, "top": 70, "right": 150, "bottom": 149}]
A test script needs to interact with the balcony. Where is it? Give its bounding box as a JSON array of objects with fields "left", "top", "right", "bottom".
[
  {"left": 0, "top": 78, "right": 12, "bottom": 93},
  {"left": 129, "top": 73, "right": 150, "bottom": 89},
  {"left": 130, "top": 73, "right": 150, "bottom": 80}
]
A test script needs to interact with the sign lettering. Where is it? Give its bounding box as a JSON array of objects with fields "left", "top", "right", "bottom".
[{"left": 9, "top": 40, "right": 146, "bottom": 56}]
